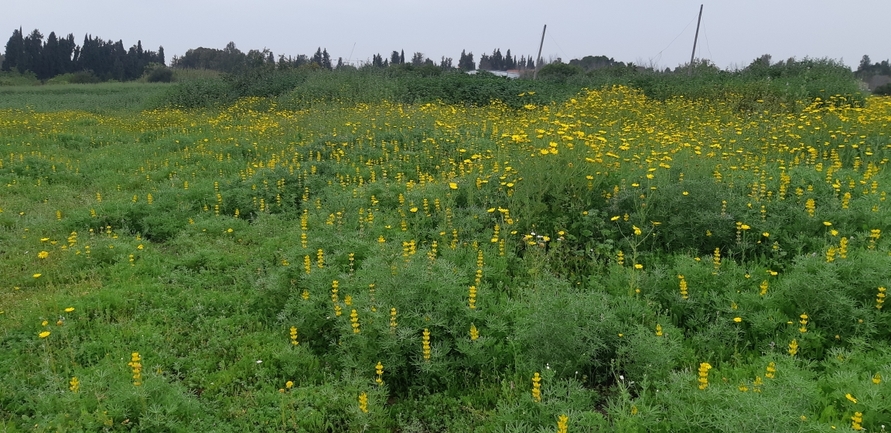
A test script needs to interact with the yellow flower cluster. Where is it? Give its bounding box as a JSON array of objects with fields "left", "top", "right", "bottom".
[
  {"left": 422, "top": 329, "right": 431, "bottom": 361},
  {"left": 851, "top": 411, "right": 863, "bottom": 431},
  {"left": 375, "top": 362, "right": 384, "bottom": 386},
  {"left": 128, "top": 352, "right": 143, "bottom": 386},
  {"left": 358, "top": 392, "right": 368, "bottom": 413},
  {"left": 556, "top": 414, "right": 568, "bottom": 433},
  {"left": 697, "top": 362, "right": 712, "bottom": 390},
  {"left": 290, "top": 326, "right": 298, "bottom": 345},
  {"left": 678, "top": 275, "right": 688, "bottom": 300},
  {"left": 531, "top": 372, "right": 542, "bottom": 402},
  {"left": 350, "top": 309, "right": 360, "bottom": 334}
]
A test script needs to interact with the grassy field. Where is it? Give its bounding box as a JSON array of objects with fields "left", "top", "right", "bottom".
[
  {"left": 2, "top": 81, "right": 891, "bottom": 432},
  {"left": 0, "top": 82, "right": 172, "bottom": 112}
]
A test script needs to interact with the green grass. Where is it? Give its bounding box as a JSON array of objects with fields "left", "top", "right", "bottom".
[
  {"left": 1, "top": 83, "right": 891, "bottom": 432},
  {"left": 0, "top": 81, "right": 172, "bottom": 113}
]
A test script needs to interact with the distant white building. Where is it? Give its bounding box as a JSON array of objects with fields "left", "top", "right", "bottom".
[{"left": 466, "top": 69, "right": 521, "bottom": 79}]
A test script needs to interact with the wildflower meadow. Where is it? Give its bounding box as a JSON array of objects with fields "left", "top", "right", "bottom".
[{"left": 1, "top": 76, "right": 891, "bottom": 432}]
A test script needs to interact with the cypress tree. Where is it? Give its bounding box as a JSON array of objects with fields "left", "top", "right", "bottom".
[{"left": 1, "top": 28, "right": 24, "bottom": 72}]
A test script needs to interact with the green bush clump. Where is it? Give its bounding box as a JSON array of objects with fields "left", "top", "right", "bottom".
[
  {"left": 145, "top": 65, "right": 174, "bottom": 83},
  {"left": 874, "top": 83, "right": 891, "bottom": 96}
]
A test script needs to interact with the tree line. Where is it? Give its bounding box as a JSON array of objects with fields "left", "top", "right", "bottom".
[
  {"left": 1, "top": 28, "right": 164, "bottom": 81},
  {"left": 170, "top": 43, "right": 542, "bottom": 74}
]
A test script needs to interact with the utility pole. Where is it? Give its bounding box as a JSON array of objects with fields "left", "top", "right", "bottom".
[
  {"left": 689, "top": 4, "right": 703, "bottom": 76},
  {"left": 534, "top": 24, "right": 547, "bottom": 80}
]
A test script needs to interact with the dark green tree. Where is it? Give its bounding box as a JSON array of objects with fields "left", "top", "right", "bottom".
[
  {"left": 858, "top": 55, "right": 871, "bottom": 73},
  {"left": 458, "top": 50, "right": 475, "bottom": 71},
  {"left": 411, "top": 52, "right": 425, "bottom": 66},
  {"left": 372, "top": 53, "right": 385, "bottom": 68},
  {"left": 42, "top": 31, "right": 60, "bottom": 78},
  {"left": 491, "top": 48, "right": 503, "bottom": 70},
  {"left": 478, "top": 53, "right": 490, "bottom": 70},
  {"left": 21, "top": 29, "right": 44, "bottom": 77},
  {"left": 321, "top": 48, "right": 331, "bottom": 69},
  {"left": 2, "top": 28, "right": 25, "bottom": 72}
]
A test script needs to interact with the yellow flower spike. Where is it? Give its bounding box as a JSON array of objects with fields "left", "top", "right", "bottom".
[
  {"left": 350, "top": 309, "right": 360, "bottom": 334},
  {"left": 389, "top": 308, "right": 397, "bottom": 331},
  {"left": 697, "top": 362, "right": 713, "bottom": 390},
  {"left": 851, "top": 411, "right": 863, "bottom": 430},
  {"left": 289, "top": 326, "right": 299, "bottom": 345},
  {"left": 422, "top": 329, "right": 431, "bottom": 361},
  {"left": 556, "top": 414, "right": 568, "bottom": 433},
  {"left": 128, "top": 352, "right": 143, "bottom": 386},
  {"left": 358, "top": 392, "right": 368, "bottom": 413},
  {"left": 531, "top": 372, "right": 542, "bottom": 402},
  {"left": 845, "top": 393, "right": 857, "bottom": 404},
  {"left": 69, "top": 377, "right": 80, "bottom": 393}
]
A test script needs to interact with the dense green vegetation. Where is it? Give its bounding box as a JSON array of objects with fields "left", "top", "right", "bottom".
[
  {"left": 150, "top": 55, "right": 866, "bottom": 113},
  {"left": 1, "top": 71, "right": 891, "bottom": 432}
]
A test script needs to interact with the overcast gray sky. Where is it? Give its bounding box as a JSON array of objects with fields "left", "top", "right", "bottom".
[{"left": 3, "top": 1, "right": 888, "bottom": 70}]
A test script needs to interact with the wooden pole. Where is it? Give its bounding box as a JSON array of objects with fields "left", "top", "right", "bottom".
[
  {"left": 534, "top": 24, "right": 547, "bottom": 80},
  {"left": 689, "top": 4, "right": 703, "bottom": 76}
]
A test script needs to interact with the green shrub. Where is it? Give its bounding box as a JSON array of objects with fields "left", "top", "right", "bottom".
[
  {"left": 146, "top": 66, "right": 174, "bottom": 83},
  {"left": 874, "top": 83, "right": 891, "bottom": 96}
]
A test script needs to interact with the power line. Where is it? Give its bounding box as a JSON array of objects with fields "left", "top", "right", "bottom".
[
  {"left": 702, "top": 21, "right": 713, "bottom": 62},
  {"left": 650, "top": 15, "right": 697, "bottom": 67},
  {"left": 546, "top": 29, "right": 569, "bottom": 62}
]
